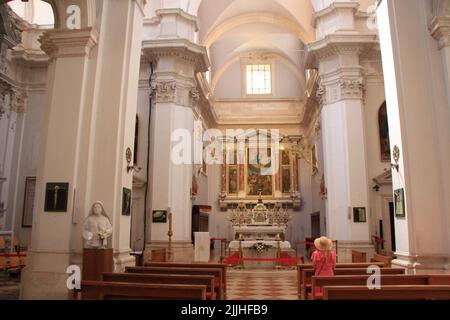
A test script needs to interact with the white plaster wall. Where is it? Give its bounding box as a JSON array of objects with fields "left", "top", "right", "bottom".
[{"left": 11, "top": 90, "right": 46, "bottom": 246}]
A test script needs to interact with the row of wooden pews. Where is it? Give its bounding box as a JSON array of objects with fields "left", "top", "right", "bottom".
[
  {"left": 74, "top": 262, "right": 228, "bottom": 300},
  {"left": 298, "top": 262, "right": 450, "bottom": 300}
]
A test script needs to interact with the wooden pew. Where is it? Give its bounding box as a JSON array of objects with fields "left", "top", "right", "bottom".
[
  {"left": 301, "top": 267, "right": 405, "bottom": 299},
  {"left": 126, "top": 266, "right": 224, "bottom": 300},
  {"left": 371, "top": 254, "right": 392, "bottom": 267},
  {"left": 323, "top": 285, "right": 450, "bottom": 300},
  {"left": 297, "top": 262, "right": 386, "bottom": 294},
  {"left": 351, "top": 250, "right": 367, "bottom": 263},
  {"left": 102, "top": 272, "right": 216, "bottom": 300},
  {"left": 78, "top": 280, "right": 207, "bottom": 300},
  {"left": 310, "top": 274, "right": 450, "bottom": 300},
  {"left": 144, "top": 262, "right": 228, "bottom": 293}
]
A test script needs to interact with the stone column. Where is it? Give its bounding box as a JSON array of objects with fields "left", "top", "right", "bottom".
[
  {"left": 307, "top": 1, "right": 379, "bottom": 261},
  {"left": 20, "top": 28, "right": 98, "bottom": 299},
  {"left": 143, "top": 8, "right": 209, "bottom": 261},
  {"left": 21, "top": 0, "right": 147, "bottom": 299},
  {"left": 308, "top": 18, "right": 378, "bottom": 261},
  {"left": 87, "top": 0, "right": 147, "bottom": 271},
  {"left": 377, "top": 0, "right": 450, "bottom": 270}
]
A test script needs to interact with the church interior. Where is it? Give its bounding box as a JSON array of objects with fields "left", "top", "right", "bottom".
[{"left": 0, "top": 0, "right": 450, "bottom": 301}]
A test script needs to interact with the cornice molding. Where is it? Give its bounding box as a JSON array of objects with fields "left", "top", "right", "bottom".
[
  {"left": 142, "top": 38, "right": 210, "bottom": 73},
  {"left": 312, "top": 2, "right": 360, "bottom": 28},
  {"left": 155, "top": 8, "right": 199, "bottom": 32},
  {"left": 430, "top": 15, "right": 450, "bottom": 49},
  {"left": 308, "top": 34, "right": 379, "bottom": 61},
  {"left": 39, "top": 28, "right": 98, "bottom": 60}
]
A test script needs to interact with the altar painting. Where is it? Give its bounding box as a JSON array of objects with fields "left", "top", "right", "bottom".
[
  {"left": 247, "top": 148, "right": 273, "bottom": 196},
  {"left": 228, "top": 166, "right": 238, "bottom": 195}
]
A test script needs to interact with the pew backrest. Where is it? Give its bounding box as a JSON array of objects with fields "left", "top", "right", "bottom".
[
  {"left": 144, "top": 262, "right": 228, "bottom": 292},
  {"left": 126, "top": 266, "right": 224, "bottom": 299},
  {"left": 371, "top": 254, "right": 392, "bottom": 267},
  {"left": 102, "top": 272, "right": 216, "bottom": 299},
  {"left": 297, "top": 262, "right": 386, "bottom": 294},
  {"left": 311, "top": 275, "right": 431, "bottom": 300},
  {"left": 301, "top": 267, "right": 405, "bottom": 299},
  {"left": 79, "top": 280, "right": 207, "bottom": 300},
  {"left": 323, "top": 285, "right": 450, "bottom": 300}
]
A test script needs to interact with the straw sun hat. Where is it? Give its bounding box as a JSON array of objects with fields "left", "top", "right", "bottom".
[{"left": 314, "top": 236, "right": 333, "bottom": 251}]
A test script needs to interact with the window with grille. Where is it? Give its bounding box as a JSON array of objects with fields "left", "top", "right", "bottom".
[{"left": 246, "top": 64, "right": 271, "bottom": 95}]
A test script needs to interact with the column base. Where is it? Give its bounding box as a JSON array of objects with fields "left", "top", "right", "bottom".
[
  {"left": 393, "top": 251, "right": 450, "bottom": 271},
  {"left": 20, "top": 249, "right": 74, "bottom": 300},
  {"left": 336, "top": 240, "right": 375, "bottom": 263},
  {"left": 146, "top": 240, "right": 194, "bottom": 263}
]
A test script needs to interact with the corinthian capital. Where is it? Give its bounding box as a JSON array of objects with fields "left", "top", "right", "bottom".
[{"left": 11, "top": 89, "right": 27, "bottom": 114}]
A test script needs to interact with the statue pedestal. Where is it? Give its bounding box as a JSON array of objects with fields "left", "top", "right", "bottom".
[{"left": 82, "top": 248, "right": 113, "bottom": 281}]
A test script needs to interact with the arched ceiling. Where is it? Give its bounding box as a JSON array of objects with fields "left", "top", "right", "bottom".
[
  {"left": 195, "top": 0, "right": 313, "bottom": 108},
  {"left": 7, "top": 0, "right": 55, "bottom": 26}
]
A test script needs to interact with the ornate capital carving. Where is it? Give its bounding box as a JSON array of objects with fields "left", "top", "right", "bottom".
[
  {"left": 0, "top": 80, "right": 12, "bottom": 119},
  {"left": 314, "top": 118, "right": 321, "bottom": 137},
  {"left": 151, "top": 79, "right": 200, "bottom": 109},
  {"left": 190, "top": 88, "right": 200, "bottom": 109},
  {"left": 316, "top": 82, "right": 326, "bottom": 107},
  {"left": 430, "top": 16, "right": 450, "bottom": 49},
  {"left": 316, "top": 75, "right": 365, "bottom": 106},
  {"left": 10, "top": 89, "right": 27, "bottom": 114},
  {"left": 151, "top": 80, "right": 177, "bottom": 103},
  {"left": 340, "top": 78, "right": 365, "bottom": 100}
]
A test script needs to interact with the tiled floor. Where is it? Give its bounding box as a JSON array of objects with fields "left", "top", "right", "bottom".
[{"left": 226, "top": 269, "right": 299, "bottom": 300}]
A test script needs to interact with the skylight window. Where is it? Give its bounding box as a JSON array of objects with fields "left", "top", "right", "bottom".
[{"left": 246, "top": 64, "right": 271, "bottom": 95}]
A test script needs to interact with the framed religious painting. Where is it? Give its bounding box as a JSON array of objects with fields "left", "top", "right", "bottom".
[
  {"left": 378, "top": 102, "right": 392, "bottom": 162},
  {"left": 228, "top": 166, "right": 238, "bottom": 195},
  {"left": 246, "top": 147, "right": 273, "bottom": 197},
  {"left": 44, "top": 182, "right": 69, "bottom": 212},
  {"left": 353, "top": 207, "right": 367, "bottom": 223},
  {"left": 122, "top": 187, "right": 131, "bottom": 216},
  {"left": 152, "top": 210, "right": 167, "bottom": 223},
  {"left": 394, "top": 188, "right": 405, "bottom": 218},
  {"left": 22, "top": 177, "right": 36, "bottom": 227}
]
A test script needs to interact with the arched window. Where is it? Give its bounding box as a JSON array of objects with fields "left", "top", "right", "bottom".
[
  {"left": 378, "top": 102, "right": 391, "bottom": 162},
  {"left": 134, "top": 115, "right": 139, "bottom": 165}
]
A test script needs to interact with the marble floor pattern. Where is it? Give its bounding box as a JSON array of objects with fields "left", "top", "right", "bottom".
[{"left": 226, "top": 269, "right": 298, "bottom": 300}]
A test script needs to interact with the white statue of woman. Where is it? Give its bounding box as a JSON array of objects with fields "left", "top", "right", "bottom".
[{"left": 82, "top": 201, "right": 112, "bottom": 249}]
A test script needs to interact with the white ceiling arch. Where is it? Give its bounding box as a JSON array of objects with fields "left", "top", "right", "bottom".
[
  {"left": 194, "top": 0, "right": 315, "bottom": 43},
  {"left": 203, "top": 12, "right": 311, "bottom": 49}
]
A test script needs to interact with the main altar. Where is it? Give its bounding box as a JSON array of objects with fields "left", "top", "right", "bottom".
[{"left": 227, "top": 199, "right": 294, "bottom": 269}]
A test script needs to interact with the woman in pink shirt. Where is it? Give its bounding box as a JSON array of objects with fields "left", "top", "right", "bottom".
[{"left": 311, "top": 236, "right": 336, "bottom": 298}]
